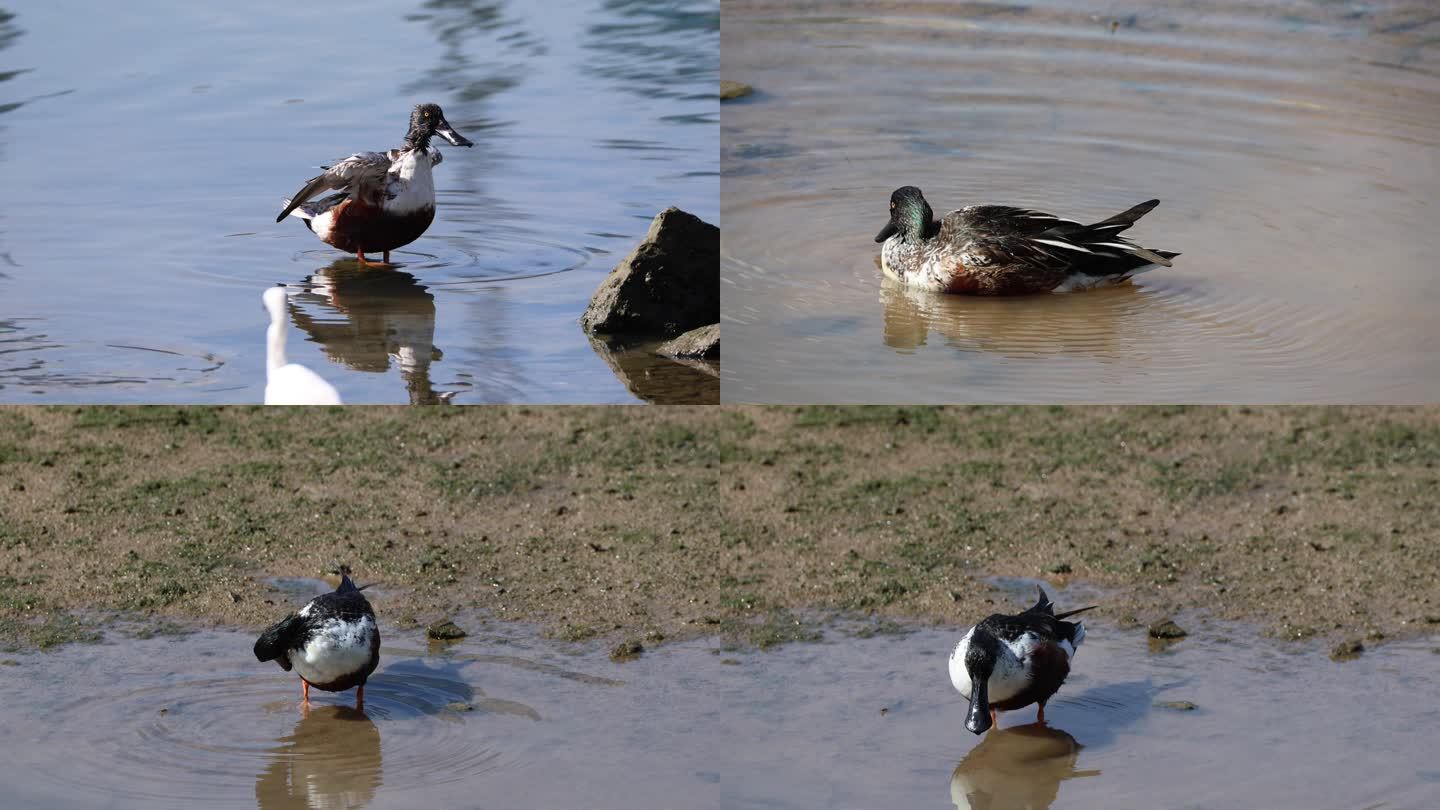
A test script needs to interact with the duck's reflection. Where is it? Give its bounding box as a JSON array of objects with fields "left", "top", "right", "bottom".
[
  {"left": 287, "top": 262, "right": 454, "bottom": 404},
  {"left": 881, "top": 277, "right": 1154, "bottom": 359},
  {"left": 949, "top": 723, "right": 1099, "bottom": 810},
  {"left": 256, "top": 705, "right": 382, "bottom": 810}
]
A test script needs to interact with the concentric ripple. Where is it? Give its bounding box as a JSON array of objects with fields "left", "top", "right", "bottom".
[
  {"left": 722, "top": 0, "right": 1440, "bottom": 402},
  {"left": 5, "top": 641, "right": 535, "bottom": 808}
]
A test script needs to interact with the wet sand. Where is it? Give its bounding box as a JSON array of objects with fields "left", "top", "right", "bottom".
[
  {"left": 2, "top": 405, "right": 1437, "bottom": 652},
  {"left": 0, "top": 614, "right": 1435, "bottom": 808}
]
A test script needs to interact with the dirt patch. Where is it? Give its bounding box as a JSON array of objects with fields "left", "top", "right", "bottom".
[{"left": 1, "top": 406, "right": 1436, "bottom": 649}]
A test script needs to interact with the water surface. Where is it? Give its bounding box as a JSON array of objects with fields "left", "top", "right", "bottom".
[
  {"left": 722, "top": 0, "right": 1440, "bottom": 402},
  {"left": 0, "top": 0, "right": 718, "bottom": 403},
  {"left": 1, "top": 616, "right": 1434, "bottom": 808}
]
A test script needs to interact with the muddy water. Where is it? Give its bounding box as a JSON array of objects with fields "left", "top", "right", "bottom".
[
  {"left": 2, "top": 616, "right": 1435, "bottom": 808},
  {"left": 721, "top": 0, "right": 1440, "bottom": 402},
  {"left": 0, "top": 0, "right": 717, "bottom": 403}
]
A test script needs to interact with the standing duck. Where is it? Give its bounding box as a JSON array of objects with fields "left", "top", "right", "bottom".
[
  {"left": 875, "top": 186, "right": 1178, "bottom": 295},
  {"left": 949, "top": 586, "right": 1095, "bottom": 734},
  {"left": 276, "top": 103, "right": 473, "bottom": 265},
  {"left": 254, "top": 575, "right": 380, "bottom": 707}
]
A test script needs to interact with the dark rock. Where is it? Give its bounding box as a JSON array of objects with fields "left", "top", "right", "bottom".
[
  {"left": 720, "top": 80, "right": 754, "bottom": 101},
  {"left": 1155, "top": 700, "right": 1198, "bottom": 711},
  {"left": 610, "top": 639, "right": 644, "bottom": 662},
  {"left": 427, "top": 618, "right": 467, "bottom": 640},
  {"left": 658, "top": 324, "right": 719, "bottom": 360},
  {"left": 1330, "top": 639, "right": 1364, "bottom": 661},
  {"left": 1148, "top": 619, "right": 1187, "bottom": 639},
  {"left": 581, "top": 208, "right": 719, "bottom": 337}
]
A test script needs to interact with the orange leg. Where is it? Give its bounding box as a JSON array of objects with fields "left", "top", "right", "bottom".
[
  {"left": 382, "top": 251, "right": 391, "bottom": 264},
  {"left": 990, "top": 708, "right": 999, "bottom": 730},
  {"left": 356, "top": 684, "right": 365, "bottom": 708},
  {"left": 356, "top": 250, "right": 374, "bottom": 266},
  {"left": 302, "top": 679, "right": 311, "bottom": 704},
  {"left": 1037, "top": 703, "right": 1047, "bottom": 725}
]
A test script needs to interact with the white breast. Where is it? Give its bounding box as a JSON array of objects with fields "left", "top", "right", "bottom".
[
  {"left": 384, "top": 149, "right": 437, "bottom": 214},
  {"left": 947, "top": 629, "right": 1037, "bottom": 704},
  {"left": 292, "top": 616, "right": 376, "bottom": 686}
]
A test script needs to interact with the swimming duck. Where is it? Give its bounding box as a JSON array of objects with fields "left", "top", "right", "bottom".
[
  {"left": 949, "top": 586, "right": 1095, "bottom": 734},
  {"left": 875, "top": 186, "right": 1178, "bottom": 295},
  {"left": 262, "top": 286, "right": 342, "bottom": 405},
  {"left": 277, "top": 103, "right": 473, "bottom": 265},
  {"left": 254, "top": 574, "right": 380, "bottom": 707}
]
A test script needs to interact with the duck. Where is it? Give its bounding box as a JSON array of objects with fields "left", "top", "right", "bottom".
[
  {"left": 254, "top": 574, "right": 380, "bottom": 707},
  {"left": 262, "top": 286, "right": 342, "bottom": 405},
  {"left": 276, "top": 103, "right": 473, "bottom": 266},
  {"left": 875, "top": 186, "right": 1179, "bottom": 295},
  {"left": 949, "top": 586, "right": 1095, "bottom": 734}
]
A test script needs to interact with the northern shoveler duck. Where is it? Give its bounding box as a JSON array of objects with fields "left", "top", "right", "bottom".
[
  {"left": 276, "top": 102, "right": 473, "bottom": 266},
  {"left": 262, "top": 286, "right": 343, "bottom": 405},
  {"left": 254, "top": 574, "right": 380, "bottom": 707},
  {"left": 875, "top": 186, "right": 1179, "bottom": 295},
  {"left": 949, "top": 586, "right": 1096, "bottom": 734}
]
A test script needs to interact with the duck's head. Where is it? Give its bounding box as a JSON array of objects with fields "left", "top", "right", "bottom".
[
  {"left": 875, "top": 185, "right": 936, "bottom": 243},
  {"left": 963, "top": 627, "right": 1000, "bottom": 735},
  {"left": 404, "top": 103, "right": 474, "bottom": 149}
]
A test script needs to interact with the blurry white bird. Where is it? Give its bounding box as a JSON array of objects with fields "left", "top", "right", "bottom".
[{"left": 263, "top": 286, "right": 343, "bottom": 405}]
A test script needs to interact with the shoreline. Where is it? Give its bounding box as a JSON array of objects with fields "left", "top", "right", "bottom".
[{"left": 3, "top": 405, "right": 1437, "bottom": 653}]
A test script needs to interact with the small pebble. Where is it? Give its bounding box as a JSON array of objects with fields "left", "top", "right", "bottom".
[
  {"left": 1330, "top": 639, "right": 1364, "bottom": 661},
  {"left": 610, "top": 639, "right": 644, "bottom": 662},
  {"left": 1148, "top": 619, "right": 1187, "bottom": 639},
  {"left": 720, "top": 80, "right": 754, "bottom": 101},
  {"left": 427, "top": 619, "right": 467, "bottom": 640}
]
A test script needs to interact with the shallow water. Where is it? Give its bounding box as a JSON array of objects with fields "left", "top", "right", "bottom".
[
  {"left": 2, "top": 611, "right": 1435, "bottom": 808},
  {"left": 0, "top": 0, "right": 717, "bottom": 403},
  {"left": 721, "top": 0, "right": 1440, "bottom": 402}
]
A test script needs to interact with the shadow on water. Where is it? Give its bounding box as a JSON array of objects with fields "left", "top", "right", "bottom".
[{"left": 949, "top": 722, "right": 1100, "bottom": 810}]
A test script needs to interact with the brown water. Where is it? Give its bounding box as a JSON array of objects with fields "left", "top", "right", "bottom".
[
  {"left": 2, "top": 611, "right": 1436, "bottom": 808},
  {"left": 721, "top": 0, "right": 1440, "bottom": 402}
]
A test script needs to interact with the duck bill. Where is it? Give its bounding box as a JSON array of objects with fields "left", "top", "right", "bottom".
[
  {"left": 436, "top": 120, "right": 474, "bottom": 147},
  {"left": 964, "top": 680, "right": 992, "bottom": 735},
  {"left": 874, "top": 221, "right": 898, "bottom": 243}
]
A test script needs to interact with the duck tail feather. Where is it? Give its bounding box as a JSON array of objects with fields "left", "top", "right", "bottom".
[
  {"left": 1088, "top": 199, "right": 1160, "bottom": 233},
  {"left": 1055, "top": 604, "right": 1098, "bottom": 621}
]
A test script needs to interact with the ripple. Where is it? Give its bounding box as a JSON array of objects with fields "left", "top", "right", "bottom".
[
  {"left": 19, "top": 658, "right": 526, "bottom": 806},
  {"left": 722, "top": 0, "right": 1440, "bottom": 401}
]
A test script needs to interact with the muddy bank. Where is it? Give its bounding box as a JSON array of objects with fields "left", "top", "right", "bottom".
[{"left": 1, "top": 406, "right": 1437, "bottom": 650}]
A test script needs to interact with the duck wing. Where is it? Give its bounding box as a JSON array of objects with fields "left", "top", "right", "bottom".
[
  {"left": 276, "top": 151, "right": 395, "bottom": 222},
  {"left": 948, "top": 205, "right": 1083, "bottom": 238}
]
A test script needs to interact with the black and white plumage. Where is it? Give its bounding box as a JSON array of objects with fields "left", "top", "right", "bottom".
[
  {"left": 875, "top": 186, "right": 1179, "bottom": 295},
  {"left": 275, "top": 103, "right": 473, "bottom": 265},
  {"left": 948, "top": 586, "right": 1096, "bottom": 734},
  {"left": 254, "top": 574, "right": 380, "bottom": 706}
]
